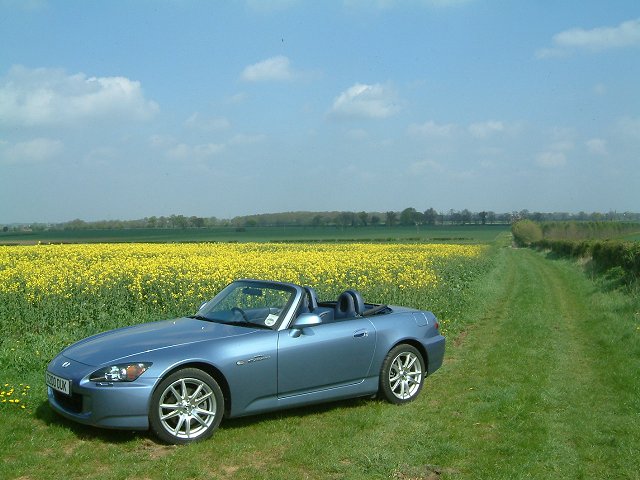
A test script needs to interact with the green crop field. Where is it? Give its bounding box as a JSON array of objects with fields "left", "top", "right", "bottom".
[{"left": 0, "top": 224, "right": 510, "bottom": 245}]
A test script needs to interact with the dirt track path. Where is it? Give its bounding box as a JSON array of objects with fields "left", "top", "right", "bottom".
[{"left": 430, "top": 247, "right": 640, "bottom": 479}]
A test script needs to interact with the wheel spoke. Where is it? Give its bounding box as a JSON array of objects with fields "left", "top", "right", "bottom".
[
  {"left": 185, "top": 417, "right": 192, "bottom": 437},
  {"left": 193, "top": 391, "right": 212, "bottom": 406},
  {"left": 193, "top": 413, "right": 209, "bottom": 428},
  {"left": 179, "top": 379, "right": 188, "bottom": 400},
  {"left": 190, "top": 383, "right": 204, "bottom": 401},
  {"left": 169, "top": 385, "right": 181, "bottom": 401},
  {"left": 173, "top": 415, "right": 185, "bottom": 435},
  {"left": 394, "top": 358, "right": 404, "bottom": 371},
  {"left": 391, "top": 378, "right": 401, "bottom": 391},
  {"left": 161, "top": 408, "right": 180, "bottom": 421},
  {"left": 405, "top": 356, "right": 417, "bottom": 370},
  {"left": 195, "top": 407, "right": 215, "bottom": 417}
]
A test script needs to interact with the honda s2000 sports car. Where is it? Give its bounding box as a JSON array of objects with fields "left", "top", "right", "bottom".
[{"left": 46, "top": 279, "right": 445, "bottom": 444}]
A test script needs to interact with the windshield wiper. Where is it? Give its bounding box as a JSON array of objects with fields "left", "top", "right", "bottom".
[{"left": 189, "top": 314, "right": 215, "bottom": 322}]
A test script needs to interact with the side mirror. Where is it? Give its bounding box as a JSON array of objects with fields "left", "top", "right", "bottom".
[{"left": 289, "top": 313, "right": 322, "bottom": 338}]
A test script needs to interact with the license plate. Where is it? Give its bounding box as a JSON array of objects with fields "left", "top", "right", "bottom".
[{"left": 46, "top": 371, "right": 72, "bottom": 396}]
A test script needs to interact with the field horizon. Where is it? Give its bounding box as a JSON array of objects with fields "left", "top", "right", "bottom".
[{"left": 0, "top": 224, "right": 510, "bottom": 245}]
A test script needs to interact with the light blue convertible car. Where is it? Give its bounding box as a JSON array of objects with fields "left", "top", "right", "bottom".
[{"left": 47, "top": 279, "right": 445, "bottom": 444}]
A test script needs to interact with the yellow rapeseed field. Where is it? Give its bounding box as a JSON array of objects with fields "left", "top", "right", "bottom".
[
  {"left": 0, "top": 242, "right": 489, "bottom": 401},
  {"left": 0, "top": 242, "right": 484, "bottom": 307}
]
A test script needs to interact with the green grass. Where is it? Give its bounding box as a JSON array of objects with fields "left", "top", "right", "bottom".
[
  {"left": 0, "top": 224, "right": 510, "bottom": 245},
  {"left": 2, "top": 243, "right": 639, "bottom": 479},
  {"left": 425, "top": 248, "right": 640, "bottom": 478},
  {"left": 622, "top": 232, "right": 640, "bottom": 241}
]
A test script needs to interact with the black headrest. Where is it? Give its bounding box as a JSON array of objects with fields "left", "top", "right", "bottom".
[
  {"left": 336, "top": 291, "right": 356, "bottom": 318},
  {"left": 344, "top": 289, "right": 365, "bottom": 315}
]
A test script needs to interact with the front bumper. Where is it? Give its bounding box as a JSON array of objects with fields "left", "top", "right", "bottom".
[{"left": 47, "top": 354, "right": 157, "bottom": 430}]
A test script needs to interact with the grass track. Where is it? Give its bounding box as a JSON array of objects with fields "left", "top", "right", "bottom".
[
  {"left": 1, "top": 246, "right": 639, "bottom": 479},
  {"left": 427, "top": 247, "right": 640, "bottom": 479}
]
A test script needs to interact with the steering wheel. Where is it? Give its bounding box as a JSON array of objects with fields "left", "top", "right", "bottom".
[{"left": 231, "top": 307, "right": 250, "bottom": 323}]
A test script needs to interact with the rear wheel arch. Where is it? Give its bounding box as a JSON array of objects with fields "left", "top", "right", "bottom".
[{"left": 391, "top": 339, "right": 429, "bottom": 373}]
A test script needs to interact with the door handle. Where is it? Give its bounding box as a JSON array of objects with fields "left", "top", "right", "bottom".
[{"left": 353, "top": 329, "right": 368, "bottom": 338}]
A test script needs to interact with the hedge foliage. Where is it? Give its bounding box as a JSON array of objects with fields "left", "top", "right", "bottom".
[
  {"left": 530, "top": 239, "right": 640, "bottom": 279},
  {"left": 512, "top": 220, "right": 640, "bottom": 280}
]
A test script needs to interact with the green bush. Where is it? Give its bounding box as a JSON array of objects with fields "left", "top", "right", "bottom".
[
  {"left": 512, "top": 220, "right": 543, "bottom": 246},
  {"left": 533, "top": 239, "right": 640, "bottom": 281}
]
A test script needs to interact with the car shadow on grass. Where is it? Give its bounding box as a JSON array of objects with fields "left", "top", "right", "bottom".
[
  {"left": 219, "top": 396, "right": 373, "bottom": 432},
  {"left": 34, "top": 400, "right": 146, "bottom": 444},
  {"left": 34, "top": 395, "right": 375, "bottom": 444}
]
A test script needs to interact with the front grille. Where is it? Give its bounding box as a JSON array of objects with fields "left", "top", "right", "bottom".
[{"left": 53, "top": 390, "right": 84, "bottom": 413}]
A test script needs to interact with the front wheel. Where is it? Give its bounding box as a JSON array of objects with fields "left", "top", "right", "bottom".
[
  {"left": 149, "top": 368, "right": 224, "bottom": 444},
  {"left": 379, "top": 344, "right": 425, "bottom": 404}
]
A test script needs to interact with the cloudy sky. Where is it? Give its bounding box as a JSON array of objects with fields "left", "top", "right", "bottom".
[{"left": 1, "top": 1, "right": 639, "bottom": 223}]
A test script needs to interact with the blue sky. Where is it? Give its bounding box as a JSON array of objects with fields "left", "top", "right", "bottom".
[{"left": 1, "top": 0, "right": 639, "bottom": 223}]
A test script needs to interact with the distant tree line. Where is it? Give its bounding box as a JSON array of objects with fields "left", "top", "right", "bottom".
[{"left": 3, "top": 208, "right": 640, "bottom": 233}]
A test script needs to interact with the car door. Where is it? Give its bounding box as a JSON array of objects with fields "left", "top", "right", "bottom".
[{"left": 276, "top": 318, "right": 376, "bottom": 398}]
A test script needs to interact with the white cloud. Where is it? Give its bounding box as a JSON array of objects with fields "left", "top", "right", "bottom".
[
  {"left": 586, "top": 138, "right": 608, "bottom": 156},
  {"left": 345, "top": 128, "right": 369, "bottom": 140},
  {"left": 409, "top": 159, "right": 444, "bottom": 174},
  {"left": 185, "top": 113, "right": 230, "bottom": 131},
  {"left": 149, "top": 134, "right": 175, "bottom": 149},
  {"left": 617, "top": 116, "right": 640, "bottom": 138},
  {"left": 167, "top": 143, "right": 225, "bottom": 161},
  {"left": 408, "top": 120, "right": 456, "bottom": 137},
  {"left": 535, "top": 151, "right": 566, "bottom": 168},
  {"left": 0, "top": 65, "right": 159, "bottom": 127},
  {"left": 537, "top": 17, "right": 640, "bottom": 58},
  {"left": 550, "top": 140, "right": 574, "bottom": 152},
  {"left": 330, "top": 83, "right": 400, "bottom": 119},
  {"left": 468, "top": 120, "right": 504, "bottom": 139},
  {"left": 226, "top": 92, "right": 248, "bottom": 104},
  {"left": 593, "top": 83, "right": 607, "bottom": 95},
  {"left": 1, "top": 137, "right": 63, "bottom": 164},
  {"left": 83, "top": 146, "right": 118, "bottom": 167},
  {"left": 241, "top": 56, "right": 295, "bottom": 82},
  {"left": 228, "top": 133, "right": 267, "bottom": 145}
]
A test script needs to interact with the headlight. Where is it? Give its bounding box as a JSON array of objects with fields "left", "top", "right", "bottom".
[{"left": 90, "top": 363, "right": 152, "bottom": 382}]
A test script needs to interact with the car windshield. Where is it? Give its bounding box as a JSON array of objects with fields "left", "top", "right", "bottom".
[{"left": 195, "top": 281, "right": 296, "bottom": 330}]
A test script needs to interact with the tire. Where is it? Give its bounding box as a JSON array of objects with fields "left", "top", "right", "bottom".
[
  {"left": 379, "top": 344, "right": 425, "bottom": 404},
  {"left": 149, "top": 368, "right": 224, "bottom": 444}
]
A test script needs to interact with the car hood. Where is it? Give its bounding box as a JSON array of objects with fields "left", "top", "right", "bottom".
[{"left": 62, "top": 317, "right": 256, "bottom": 366}]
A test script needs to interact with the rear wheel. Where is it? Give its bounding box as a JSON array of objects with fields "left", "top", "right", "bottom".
[
  {"left": 149, "top": 368, "right": 224, "bottom": 444},
  {"left": 379, "top": 344, "right": 425, "bottom": 404}
]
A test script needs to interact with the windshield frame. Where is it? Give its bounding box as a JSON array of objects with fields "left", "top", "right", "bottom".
[{"left": 197, "top": 279, "right": 302, "bottom": 331}]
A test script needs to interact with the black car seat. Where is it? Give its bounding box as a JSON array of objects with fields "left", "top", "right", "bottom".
[
  {"left": 301, "top": 286, "right": 335, "bottom": 323},
  {"left": 344, "top": 289, "right": 365, "bottom": 316},
  {"left": 334, "top": 291, "right": 355, "bottom": 319},
  {"left": 303, "top": 286, "right": 319, "bottom": 311}
]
